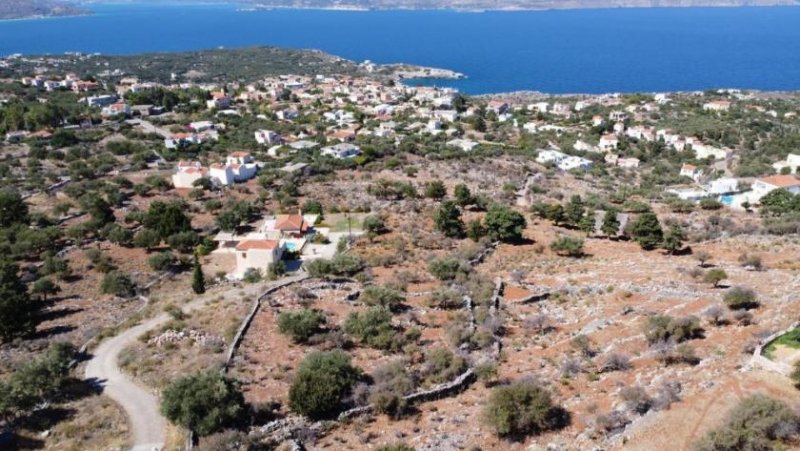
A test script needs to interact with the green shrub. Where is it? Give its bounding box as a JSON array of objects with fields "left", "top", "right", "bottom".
[
  {"left": 427, "top": 257, "right": 469, "bottom": 281},
  {"left": 483, "top": 204, "right": 527, "bottom": 243},
  {"left": 643, "top": 315, "right": 703, "bottom": 345},
  {"left": 703, "top": 268, "right": 728, "bottom": 287},
  {"left": 376, "top": 444, "right": 415, "bottom": 451},
  {"left": 147, "top": 252, "right": 175, "bottom": 271},
  {"left": 422, "top": 348, "right": 467, "bottom": 385},
  {"left": 289, "top": 350, "right": 361, "bottom": 419},
  {"left": 483, "top": 379, "right": 569, "bottom": 437},
  {"left": 277, "top": 309, "right": 326, "bottom": 343},
  {"left": 550, "top": 236, "right": 584, "bottom": 257},
  {"left": 428, "top": 287, "right": 463, "bottom": 309},
  {"left": 343, "top": 307, "right": 399, "bottom": 350},
  {"left": 160, "top": 371, "right": 245, "bottom": 436},
  {"left": 693, "top": 395, "right": 799, "bottom": 451},
  {"left": 100, "top": 271, "right": 136, "bottom": 298},
  {"left": 723, "top": 287, "right": 759, "bottom": 310},
  {"left": 360, "top": 285, "right": 405, "bottom": 311}
]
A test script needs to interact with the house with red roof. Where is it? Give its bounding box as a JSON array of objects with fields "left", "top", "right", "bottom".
[
  {"left": 234, "top": 239, "right": 284, "bottom": 278},
  {"left": 752, "top": 175, "right": 800, "bottom": 201}
]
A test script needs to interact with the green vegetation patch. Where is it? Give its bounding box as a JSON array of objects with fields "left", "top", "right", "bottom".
[{"left": 762, "top": 327, "right": 800, "bottom": 360}]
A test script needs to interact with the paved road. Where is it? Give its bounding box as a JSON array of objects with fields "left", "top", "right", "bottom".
[{"left": 84, "top": 275, "right": 307, "bottom": 451}]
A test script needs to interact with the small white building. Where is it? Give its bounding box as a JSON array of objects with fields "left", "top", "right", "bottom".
[
  {"left": 446, "top": 138, "right": 479, "bottom": 152},
  {"left": 529, "top": 102, "right": 549, "bottom": 113},
  {"left": 321, "top": 143, "right": 361, "bottom": 159},
  {"left": 255, "top": 129, "right": 282, "bottom": 145},
  {"left": 773, "top": 154, "right": 800, "bottom": 174},
  {"left": 705, "top": 178, "right": 739, "bottom": 195},
  {"left": 536, "top": 149, "right": 567, "bottom": 165},
  {"left": 207, "top": 92, "right": 232, "bottom": 110},
  {"left": 599, "top": 133, "right": 619, "bottom": 151},
  {"left": 559, "top": 156, "right": 593, "bottom": 171},
  {"left": 172, "top": 161, "right": 209, "bottom": 189},
  {"left": 680, "top": 163, "right": 703, "bottom": 182},
  {"left": 189, "top": 121, "right": 215, "bottom": 132},
  {"left": 234, "top": 239, "right": 284, "bottom": 279}
]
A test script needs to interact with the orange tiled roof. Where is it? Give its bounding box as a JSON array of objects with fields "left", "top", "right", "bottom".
[
  {"left": 759, "top": 175, "right": 800, "bottom": 188},
  {"left": 275, "top": 214, "right": 308, "bottom": 231},
  {"left": 236, "top": 239, "right": 280, "bottom": 251}
]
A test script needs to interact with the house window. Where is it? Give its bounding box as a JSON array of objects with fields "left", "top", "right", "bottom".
[{"left": 242, "top": 252, "right": 247, "bottom": 259}]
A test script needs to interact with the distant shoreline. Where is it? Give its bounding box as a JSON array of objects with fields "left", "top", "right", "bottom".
[
  {"left": 240, "top": 3, "right": 799, "bottom": 12},
  {"left": 0, "top": 11, "right": 90, "bottom": 23},
  {"left": 4, "top": 1, "right": 799, "bottom": 21}
]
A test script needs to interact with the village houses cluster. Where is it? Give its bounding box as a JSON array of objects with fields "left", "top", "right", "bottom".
[{"left": 8, "top": 59, "right": 800, "bottom": 277}]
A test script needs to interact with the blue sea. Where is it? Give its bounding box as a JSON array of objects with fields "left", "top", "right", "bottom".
[{"left": 1, "top": 3, "right": 800, "bottom": 94}]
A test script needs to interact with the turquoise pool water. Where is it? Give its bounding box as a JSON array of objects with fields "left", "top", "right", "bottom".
[
  {"left": 720, "top": 195, "right": 734, "bottom": 205},
  {"left": 285, "top": 242, "right": 297, "bottom": 251}
]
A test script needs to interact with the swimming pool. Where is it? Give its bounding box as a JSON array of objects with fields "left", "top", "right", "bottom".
[{"left": 720, "top": 194, "right": 734, "bottom": 206}]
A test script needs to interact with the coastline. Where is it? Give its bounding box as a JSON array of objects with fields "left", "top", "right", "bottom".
[{"left": 0, "top": 11, "right": 91, "bottom": 23}]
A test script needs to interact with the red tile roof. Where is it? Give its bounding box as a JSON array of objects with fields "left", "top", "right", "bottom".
[
  {"left": 759, "top": 175, "right": 800, "bottom": 188},
  {"left": 275, "top": 214, "right": 308, "bottom": 231},
  {"left": 236, "top": 239, "right": 279, "bottom": 251}
]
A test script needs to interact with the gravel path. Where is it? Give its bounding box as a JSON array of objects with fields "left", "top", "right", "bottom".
[{"left": 84, "top": 275, "right": 305, "bottom": 451}]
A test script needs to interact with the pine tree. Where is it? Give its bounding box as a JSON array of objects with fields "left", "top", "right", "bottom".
[
  {"left": 601, "top": 209, "right": 621, "bottom": 237},
  {"left": 630, "top": 212, "right": 664, "bottom": 250},
  {"left": 579, "top": 210, "right": 596, "bottom": 235},
  {"left": 564, "top": 195, "right": 585, "bottom": 228},
  {"left": 192, "top": 256, "right": 206, "bottom": 295}
]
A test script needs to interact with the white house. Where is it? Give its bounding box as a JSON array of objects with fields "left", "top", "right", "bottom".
[
  {"left": 207, "top": 92, "right": 232, "bottom": 110},
  {"left": 680, "top": 164, "right": 703, "bottom": 182},
  {"left": 559, "top": 156, "right": 592, "bottom": 171},
  {"left": 321, "top": 143, "right": 361, "bottom": 159},
  {"left": 255, "top": 129, "right": 282, "bottom": 145},
  {"left": 752, "top": 175, "right": 800, "bottom": 201},
  {"left": 536, "top": 149, "right": 568, "bottom": 165},
  {"left": 773, "top": 154, "right": 800, "bottom": 174},
  {"left": 705, "top": 178, "right": 739, "bottom": 195},
  {"left": 172, "top": 161, "right": 209, "bottom": 189},
  {"left": 189, "top": 121, "right": 215, "bottom": 132},
  {"left": 599, "top": 134, "right": 619, "bottom": 151},
  {"left": 86, "top": 95, "right": 118, "bottom": 107},
  {"left": 529, "top": 102, "right": 549, "bottom": 113},
  {"left": 446, "top": 138, "right": 479, "bottom": 152},
  {"left": 234, "top": 239, "right": 284, "bottom": 279},
  {"left": 101, "top": 102, "right": 131, "bottom": 118}
]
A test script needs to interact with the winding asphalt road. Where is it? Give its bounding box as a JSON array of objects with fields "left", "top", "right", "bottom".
[{"left": 84, "top": 275, "right": 307, "bottom": 451}]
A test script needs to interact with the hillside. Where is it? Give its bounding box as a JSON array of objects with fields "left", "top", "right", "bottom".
[
  {"left": 0, "top": 0, "right": 86, "bottom": 20},
  {"left": 2, "top": 47, "right": 362, "bottom": 83}
]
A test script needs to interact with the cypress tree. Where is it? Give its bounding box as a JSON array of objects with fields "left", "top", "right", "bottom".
[{"left": 192, "top": 256, "right": 205, "bottom": 295}]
